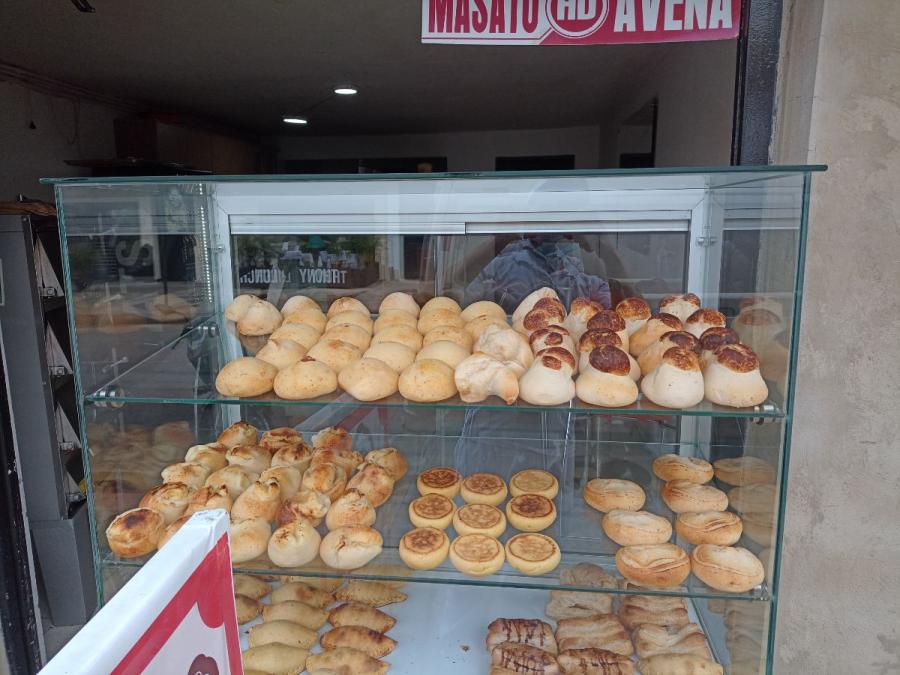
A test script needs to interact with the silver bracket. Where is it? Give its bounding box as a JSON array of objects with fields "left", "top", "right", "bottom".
[
  {"left": 200, "top": 323, "right": 220, "bottom": 337},
  {"left": 91, "top": 385, "right": 125, "bottom": 409},
  {"left": 751, "top": 403, "right": 780, "bottom": 425},
  {"left": 696, "top": 235, "right": 718, "bottom": 247}
]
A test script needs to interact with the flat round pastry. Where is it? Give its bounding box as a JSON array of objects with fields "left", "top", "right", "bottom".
[
  {"left": 416, "top": 467, "right": 462, "bottom": 498},
  {"left": 319, "top": 526, "right": 383, "bottom": 570},
  {"left": 449, "top": 533, "right": 505, "bottom": 576},
  {"left": 661, "top": 480, "right": 729, "bottom": 513},
  {"left": 652, "top": 454, "right": 714, "bottom": 484},
  {"left": 509, "top": 469, "right": 559, "bottom": 499},
  {"left": 460, "top": 472, "right": 508, "bottom": 506},
  {"left": 602, "top": 509, "right": 673, "bottom": 546},
  {"left": 506, "top": 494, "right": 557, "bottom": 532},
  {"left": 691, "top": 544, "right": 765, "bottom": 593},
  {"left": 583, "top": 478, "right": 646, "bottom": 513},
  {"left": 399, "top": 527, "right": 451, "bottom": 570},
  {"left": 676, "top": 511, "right": 743, "bottom": 546},
  {"left": 615, "top": 543, "right": 691, "bottom": 588},
  {"left": 504, "top": 533, "right": 561, "bottom": 575},
  {"left": 409, "top": 493, "right": 456, "bottom": 529},
  {"left": 453, "top": 503, "right": 507, "bottom": 538},
  {"left": 713, "top": 456, "right": 777, "bottom": 486},
  {"left": 139, "top": 482, "right": 194, "bottom": 524},
  {"left": 107, "top": 508, "right": 165, "bottom": 558}
]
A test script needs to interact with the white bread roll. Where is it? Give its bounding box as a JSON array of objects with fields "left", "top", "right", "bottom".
[
  {"left": 564, "top": 296, "right": 604, "bottom": 339},
  {"left": 616, "top": 297, "right": 652, "bottom": 336},
  {"left": 371, "top": 325, "right": 423, "bottom": 352},
  {"left": 230, "top": 517, "right": 270, "bottom": 564},
  {"left": 236, "top": 299, "right": 283, "bottom": 336},
  {"left": 454, "top": 353, "right": 519, "bottom": 405},
  {"left": 224, "top": 294, "right": 258, "bottom": 322},
  {"left": 273, "top": 358, "right": 338, "bottom": 400},
  {"left": 399, "top": 359, "right": 458, "bottom": 402},
  {"left": 638, "top": 330, "right": 700, "bottom": 376},
  {"left": 363, "top": 342, "right": 416, "bottom": 373},
  {"left": 326, "top": 310, "right": 374, "bottom": 335},
  {"left": 215, "top": 357, "right": 277, "bottom": 398},
  {"left": 321, "top": 323, "right": 371, "bottom": 351},
  {"left": 685, "top": 308, "right": 727, "bottom": 339},
  {"left": 629, "top": 313, "right": 683, "bottom": 357},
  {"left": 280, "top": 294, "right": 319, "bottom": 316},
  {"left": 255, "top": 338, "right": 307, "bottom": 370},
  {"left": 327, "top": 297, "right": 368, "bottom": 317},
  {"left": 270, "top": 323, "right": 321, "bottom": 350},
  {"left": 575, "top": 346, "right": 639, "bottom": 407},
  {"left": 640, "top": 347, "right": 705, "bottom": 409},
  {"left": 418, "top": 308, "right": 465, "bottom": 333},
  {"left": 267, "top": 519, "right": 321, "bottom": 568},
  {"left": 338, "top": 357, "right": 400, "bottom": 401},
  {"left": 464, "top": 315, "right": 509, "bottom": 341},
  {"left": 379, "top": 292, "right": 420, "bottom": 317},
  {"left": 306, "top": 339, "right": 363, "bottom": 373},
  {"left": 421, "top": 296, "right": 461, "bottom": 315},
  {"left": 704, "top": 344, "right": 768, "bottom": 408},
  {"left": 511, "top": 287, "right": 559, "bottom": 332},
  {"left": 319, "top": 526, "right": 383, "bottom": 570},
  {"left": 282, "top": 306, "right": 327, "bottom": 333},
  {"left": 475, "top": 325, "right": 532, "bottom": 371},
  {"left": 460, "top": 300, "right": 506, "bottom": 323},
  {"left": 519, "top": 347, "right": 576, "bottom": 406},
  {"left": 373, "top": 309, "right": 417, "bottom": 333},
  {"left": 415, "top": 340, "right": 470, "bottom": 369},
  {"left": 423, "top": 325, "right": 473, "bottom": 351},
  {"left": 659, "top": 293, "right": 702, "bottom": 323}
]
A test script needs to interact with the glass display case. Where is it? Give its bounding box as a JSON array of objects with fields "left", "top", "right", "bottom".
[{"left": 49, "top": 167, "right": 823, "bottom": 674}]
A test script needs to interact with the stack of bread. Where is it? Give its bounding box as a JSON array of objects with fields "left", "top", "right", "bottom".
[
  {"left": 106, "top": 422, "right": 408, "bottom": 578},
  {"left": 237, "top": 573, "right": 405, "bottom": 674}
]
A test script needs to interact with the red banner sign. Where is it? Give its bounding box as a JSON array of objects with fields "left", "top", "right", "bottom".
[{"left": 422, "top": 0, "right": 741, "bottom": 45}]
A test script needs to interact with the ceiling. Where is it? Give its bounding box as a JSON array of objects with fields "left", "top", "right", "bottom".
[{"left": 1, "top": 0, "right": 678, "bottom": 136}]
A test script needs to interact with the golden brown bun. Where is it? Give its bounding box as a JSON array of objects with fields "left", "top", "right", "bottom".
[
  {"left": 416, "top": 340, "right": 471, "bottom": 369},
  {"left": 326, "top": 489, "right": 376, "bottom": 530},
  {"left": 259, "top": 466, "right": 302, "bottom": 499},
  {"left": 235, "top": 299, "right": 283, "bottom": 336},
  {"left": 107, "top": 508, "right": 165, "bottom": 557},
  {"left": 216, "top": 357, "right": 277, "bottom": 397},
  {"left": 685, "top": 308, "right": 727, "bottom": 338},
  {"left": 183, "top": 485, "right": 232, "bottom": 517},
  {"left": 364, "top": 447, "right": 408, "bottom": 481},
  {"left": 205, "top": 465, "right": 257, "bottom": 501},
  {"left": 269, "top": 582, "right": 335, "bottom": 608},
  {"left": 234, "top": 593, "right": 262, "bottom": 624},
  {"left": 373, "top": 308, "right": 418, "bottom": 333},
  {"left": 506, "top": 494, "right": 557, "bottom": 532},
  {"left": 453, "top": 503, "right": 507, "bottom": 538},
  {"left": 183, "top": 446, "right": 228, "bottom": 473},
  {"left": 583, "top": 478, "right": 645, "bottom": 513},
  {"left": 261, "top": 600, "right": 328, "bottom": 630},
  {"left": 661, "top": 480, "right": 729, "bottom": 514},
  {"left": 652, "top": 454, "right": 714, "bottom": 484},
  {"left": 334, "top": 579, "right": 407, "bottom": 607},
  {"left": 424, "top": 325, "right": 474, "bottom": 351},
  {"left": 379, "top": 291, "right": 420, "bottom": 317},
  {"left": 139, "top": 482, "right": 194, "bottom": 524},
  {"left": 318, "top": 322, "right": 370, "bottom": 350},
  {"left": 217, "top": 421, "right": 258, "bottom": 449},
  {"left": 505, "top": 533, "right": 561, "bottom": 575},
  {"left": 399, "top": 359, "right": 458, "bottom": 402},
  {"left": 658, "top": 293, "right": 702, "bottom": 322},
  {"left": 277, "top": 489, "right": 331, "bottom": 528},
  {"left": 409, "top": 493, "right": 456, "bottom": 529},
  {"left": 270, "top": 322, "right": 321, "bottom": 350},
  {"left": 226, "top": 444, "right": 271, "bottom": 474},
  {"left": 248, "top": 619, "right": 316, "bottom": 650},
  {"left": 509, "top": 469, "right": 559, "bottom": 499},
  {"left": 267, "top": 519, "right": 321, "bottom": 568},
  {"left": 460, "top": 472, "right": 508, "bottom": 506},
  {"left": 676, "top": 511, "right": 743, "bottom": 546},
  {"left": 310, "top": 445, "right": 364, "bottom": 477},
  {"left": 305, "top": 339, "right": 363, "bottom": 373},
  {"left": 629, "top": 313, "right": 683, "bottom": 356},
  {"left": 713, "top": 456, "right": 776, "bottom": 486},
  {"left": 232, "top": 478, "right": 282, "bottom": 522},
  {"left": 449, "top": 533, "right": 505, "bottom": 576},
  {"left": 363, "top": 341, "right": 416, "bottom": 373},
  {"left": 273, "top": 357, "right": 338, "bottom": 400},
  {"left": 615, "top": 543, "right": 691, "bottom": 588},
  {"left": 602, "top": 510, "right": 673, "bottom": 546},
  {"left": 319, "top": 526, "right": 383, "bottom": 570},
  {"left": 327, "top": 296, "right": 369, "bottom": 317},
  {"left": 399, "top": 526, "right": 450, "bottom": 570},
  {"left": 338, "top": 357, "right": 400, "bottom": 401},
  {"left": 160, "top": 462, "right": 210, "bottom": 490},
  {"left": 301, "top": 462, "right": 347, "bottom": 502},
  {"left": 416, "top": 467, "right": 461, "bottom": 498},
  {"left": 224, "top": 294, "right": 259, "bottom": 322},
  {"left": 230, "top": 517, "right": 272, "bottom": 564},
  {"left": 346, "top": 462, "right": 395, "bottom": 507},
  {"left": 421, "top": 296, "right": 462, "bottom": 315},
  {"left": 326, "top": 310, "right": 374, "bottom": 335},
  {"left": 320, "top": 625, "right": 397, "bottom": 658},
  {"left": 461, "top": 300, "right": 506, "bottom": 323}
]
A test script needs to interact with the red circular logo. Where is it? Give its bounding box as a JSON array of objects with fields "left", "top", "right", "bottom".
[{"left": 546, "top": 0, "right": 609, "bottom": 38}]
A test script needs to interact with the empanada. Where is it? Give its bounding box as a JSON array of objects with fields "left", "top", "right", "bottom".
[
  {"left": 633, "top": 623, "right": 711, "bottom": 659},
  {"left": 241, "top": 643, "right": 308, "bottom": 675},
  {"left": 283, "top": 575, "right": 343, "bottom": 592},
  {"left": 335, "top": 579, "right": 407, "bottom": 607},
  {"left": 261, "top": 600, "right": 328, "bottom": 630},
  {"left": 305, "top": 647, "right": 389, "bottom": 674},
  {"left": 545, "top": 590, "right": 613, "bottom": 620},
  {"left": 320, "top": 625, "right": 397, "bottom": 658},
  {"left": 555, "top": 615, "right": 633, "bottom": 656},
  {"left": 619, "top": 603, "right": 690, "bottom": 632},
  {"left": 233, "top": 575, "right": 271, "bottom": 600},
  {"left": 328, "top": 602, "right": 397, "bottom": 633},
  {"left": 271, "top": 581, "right": 335, "bottom": 608},
  {"left": 235, "top": 593, "right": 261, "bottom": 624},
  {"left": 248, "top": 620, "right": 317, "bottom": 649}
]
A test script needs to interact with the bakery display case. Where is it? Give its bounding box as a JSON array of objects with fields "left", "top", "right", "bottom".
[{"left": 49, "top": 167, "right": 822, "bottom": 674}]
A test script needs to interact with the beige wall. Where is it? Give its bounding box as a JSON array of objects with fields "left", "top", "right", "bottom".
[{"left": 773, "top": 1, "right": 900, "bottom": 672}]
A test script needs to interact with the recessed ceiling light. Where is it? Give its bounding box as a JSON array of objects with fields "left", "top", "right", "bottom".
[
  {"left": 334, "top": 87, "right": 358, "bottom": 95},
  {"left": 283, "top": 117, "right": 308, "bottom": 125}
]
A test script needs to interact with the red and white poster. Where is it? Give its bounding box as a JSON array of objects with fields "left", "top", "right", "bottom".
[
  {"left": 422, "top": 0, "right": 741, "bottom": 45},
  {"left": 41, "top": 510, "right": 242, "bottom": 675}
]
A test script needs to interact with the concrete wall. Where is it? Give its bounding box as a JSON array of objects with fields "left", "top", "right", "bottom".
[
  {"left": 773, "top": 1, "right": 900, "bottom": 672},
  {"left": 0, "top": 81, "right": 120, "bottom": 200}
]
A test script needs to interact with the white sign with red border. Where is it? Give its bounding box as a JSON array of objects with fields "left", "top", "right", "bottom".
[{"left": 422, "top": 0, "right": 741, "bottom": 45}]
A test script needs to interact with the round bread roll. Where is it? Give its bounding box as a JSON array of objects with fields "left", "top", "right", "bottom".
[
  {"left": 615, "top": 543, "right": 691, "bottom": 588},
  {"left": 216, "top": 357, "right": 277, "bottom": 398},
  {"left": 475, "top": 325, "right": 532, "bottom": 370},
  {"left": 305, "top": 339, "right": 362, "bottom": 373},
  {"left": 575, "top": 346, "right": 639, "bottom": 407},
  {"left": 183, "top": 446, "right": 228, "bottom": 473},
  {"left": 691, "top": 544, "right": 765, "bottom": 593},
  {"left": 259, "top": 427, "right": 303, "bottom": 454},
  {"left": 255, "top": 338, "right": 307, "bottom": 370},
  {"left": 518, "top": 349, "right": 576, "bottom": 406},
  {"left": 415, "top": 340, "right": 470, "bottom": 369},
  {"left": 460, "top": 472, "right": 508, "bottom": 506},
  {"left": 449, "top": 533, "right": 505, "bottom": 576},
  {"left": 282, "top": 306, "right": 327, "bottom": 333},
  {"left": 236, "top": 299, "right": 283, "bottom": 336},
  {"left": 465, "top": 315, "right": 509, "bottom": 341},
  {"left": 727, "top": 483, "right": 777, "bottom": 515},
  {"left": 602, "top": 510, "right": 673, "bottom": 546},
  {"left": 139, "top": 482, "right": 195, "bottom": 524},
  {"left": 232, "top": 478, "right": 282, "bottom": 522},
  {"left": 225, "top": 294, "right": 258, "bottom": 322},
  {"left": 713, "top": 456, "right": 776, "bottom": 486},
  {"left": 217, "top": 421, "right": 258, "bottom": 449},
  {"left": 270, "top": 443, "right": 313, "bottom": 472},
  {"left": 452, "top": 504, "right": 506, "bottom": 538},
  {"left": 364, "top": 447, "right": 408, "bottom": 481},
  {"left": 205, "top": 466, "right": 258, "bottom": 500},
  {"left": 270, "top": 323, "right": 321, "bottom": 350},
  {"left": 506, "top": 494, "right": 557, "bottom": 532},
  {"left": 583, "top": 478, "right": 646, "bottom": 513},
  {"left": 319, "top": 526, "right": 383, "bottom": 569},
  {"left": 460, "top": 300, "right": 506, "bottom": 323},
  {"left": 399, "top": 359, "right": 457, "bottom": 402},
  {"left": 509, "top": 469, "right": 558, "bottom": 499},
  {"left": 416, "top": 467, "right": 461, "bottom": 498},
  {"left": 157, "top": 514, "right": 190, "bottom": 550},
  {"left": 267, "top": 519, "right": 321, "bottom": 568},
  {"left": 454, "top": 353, "right": 520, "bottom": 405},
  {"left": 345, "top": 462, "right": 395, "bottom": 507},
  {"left": 704, "top": 343, "right": 769, "bottom": 408},
  {"left": 233, "top": 575, "right": 271, "bottom": 600},
  {"left": 327, "top": 297, "right": 369, "bottom": 318},
  {"left": 338, "top": 357, "right": 399, "bottom": 401},
  {"left": 230, "top": 517, "right": 271, "bottom": 564},
  {"left": 310, "top": 446, "right": 364, "bottom": 477},
  {"left": 676, "top": 511, "right": 743, "bottom": 546},
  {"left": 226, "top": 444, "right": 271, "bottom": 475},
  {"left": 685, "top": 308, "right": 727, "bottom": 339},
  {"left": 281, "top": 294, "right": 319, "bottom": 317},
  {"left": 326, "top": 489, "right": 376, "bottom": 530},
  {"left": 373, "top": 309, "right": 418, "bottom": 333},
  {"left": 661, "top": 480, "right": 729, "bottom": 513},
  {"left": 505, "top": 533, "right": 561, "bottom": 575},
  {"left": 321, "top": 323, "right": 371, "bottom": 351},
  {"left": 260, "top": 466, "right": 302, "bottom": 499},
  {"left": 616, "top": 297, "right": 652, "bottom": 336},
  {"left": 658, "top": 293, "right": 702, "bottom": 323},
  {"left": 629, "top": 313, "right": 683, "bottom": 357},
  {"left": 399, "top": 527, "right": 450, "bottom": 570},
  {"left": 371, "top": 325, "right": 423, "bottom": 352},
  {"left": 326, "top": 310, "right": 373, "bottom": 335},
  {"left": 418, "top": 308, "right": 464, "bottom": 334},
  {"left": 161, "top": 461, "right": 210, "bottom": 490},
  {"left": 277, "top": 489, "right": 331, "bottom": 528},
  {"left": 421, "top": 296, "right": 461, "bottom": 316},
  {"left": 273, "top": 358, "right": 338, "bottom": 400},
  {"left": 184, "top": 485, "right": 232, "bottom": 516},
  {"left": 107, "top": 508, "right": 165, "bottom": 557},
  {"left": 362, "top": 341, "right": 416, "bottom": 374},
  {"left": 379, "top": 291, "right": 420, "bottom": 317},
  {"left": 652, "top": 454, "right": 714, "bottom": 484},
  {"left": 565, "top": 296, "right": 604, "bottom": 340},
  {"left": 640, "top": 347, "right": 705, "bottom": 409},
  {"left": 423, "top": 325, "right": 474, "bottom": 351},
  {"left": 301, "top": 462, "right": 347, "bottom": 502},
  {"left": 409, "top": 493, "right": 456, "bottom": 530}
]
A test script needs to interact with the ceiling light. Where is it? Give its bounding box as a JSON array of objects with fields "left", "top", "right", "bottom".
[
  {"left": 282, "top": 117, "right": 308, "bottom": 125},
  {"left": 334, "top": 87, "right": 358, "bottom": 96}
]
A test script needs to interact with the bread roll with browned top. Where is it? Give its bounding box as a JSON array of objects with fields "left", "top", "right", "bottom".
[
  {"left": 641, "top": 347, "right": 705, "bottom": 409},
  {"left": 217, "top": 421, "right": 258, "bottom": 449},
  {"left": 139, "top": 482, "right": 194, "bottom": 524},
  {"left": 421, "top": 296, "right": 462, "bottom": 315},
  {"left": 615, "top": 543, "right": 691, "bottom": 588},
  {"left": 519, "top": 347, "right": 576, "bottom": 406},
  {"left": 698, "top": 327, "right": 740, "bottom": 368},
  {"left": 530, "top": 325, "right": 576, "bottom": 357},
  {"left": 520, "top": 297, "right": 567, "bottom": 336},
  {"left": 232, "top": 478, "right": 282, "bottom": 522},
  {"left": 586, "top": 309, "right": 629, "bottom": 351},
  {"left": 326, "top": 489, "right": 376, "bottom": 530},
  {"left": 327, "top": 296, "right": 368, "bottom": 317},
  {"left": 703, "top": 343, "right": 769, "bottom": 408},
  {"left": 659, "top": 293, "right": 702, "bottom": 323},
  {"left": 576, "top": 346, "right": 639, "bottom": 407},
  {"left": 322, "top": 323, "right": 371, "bottom": 351},
  {"left": 685, "top": 308, "right": 727, "bottom": 339},
  {"left": 107, "top": 508, "right": 165, "bottom": 557},
  {"left": 576, "top": 329, "right": 640, "bottom": 380},
  {"left": 364, "top": 447, "right": 408, "bottom": 481},
  {"left": 638, "top": 330, "right": 700, "bottom": 376},
  {"left": 691, "top": 544, "right": 765, "bottom": 593},
  {"left": 617, "top": 296, "right": 652, "bottom": 336},
  {"left": 512, "top": 287, "right": 559, "bottom": 329},
  {"left": 564, "top": 296, "right": 604, "bottom": 339},
  {"left": 346, "top": 462, "right": 395, "bottom": 507}
]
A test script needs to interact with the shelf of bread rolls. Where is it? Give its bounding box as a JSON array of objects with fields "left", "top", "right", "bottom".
[
  {"left": 86, "top": 290, "right": 790, "bottom": 421},
  {"left": 101, "top": 420, "right": 776, "bottom": 603}
]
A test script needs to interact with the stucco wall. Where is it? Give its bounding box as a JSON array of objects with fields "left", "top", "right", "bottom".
[{"left": 773, "top": 1, "right": 900, "bottom": 672}]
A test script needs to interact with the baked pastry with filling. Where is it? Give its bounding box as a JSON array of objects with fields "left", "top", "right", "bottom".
[
  {"left": 486, "top": 618, "right": 558, "bottom": 654},
  {"left": 320, "top": 625, "right": 397, "bottom": 658},
  {"left": 328, "top": 602, "right": 397, "bottom": 634},
  {"left": 305, "top": 647, "right": 389, "bottom": 675},
  {"left": 107, "top": 508, "right": 165, "bottom": 557},
  {"left": 335, "top": 579, "right": 408, "bottom": 607},
  {"left": 490, "top": 642, "right": 559, "bottom": 674}
]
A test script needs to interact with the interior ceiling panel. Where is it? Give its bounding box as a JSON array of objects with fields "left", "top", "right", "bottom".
[{"left": 0, "top": 0, "right": 671, "bottom": 135}]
